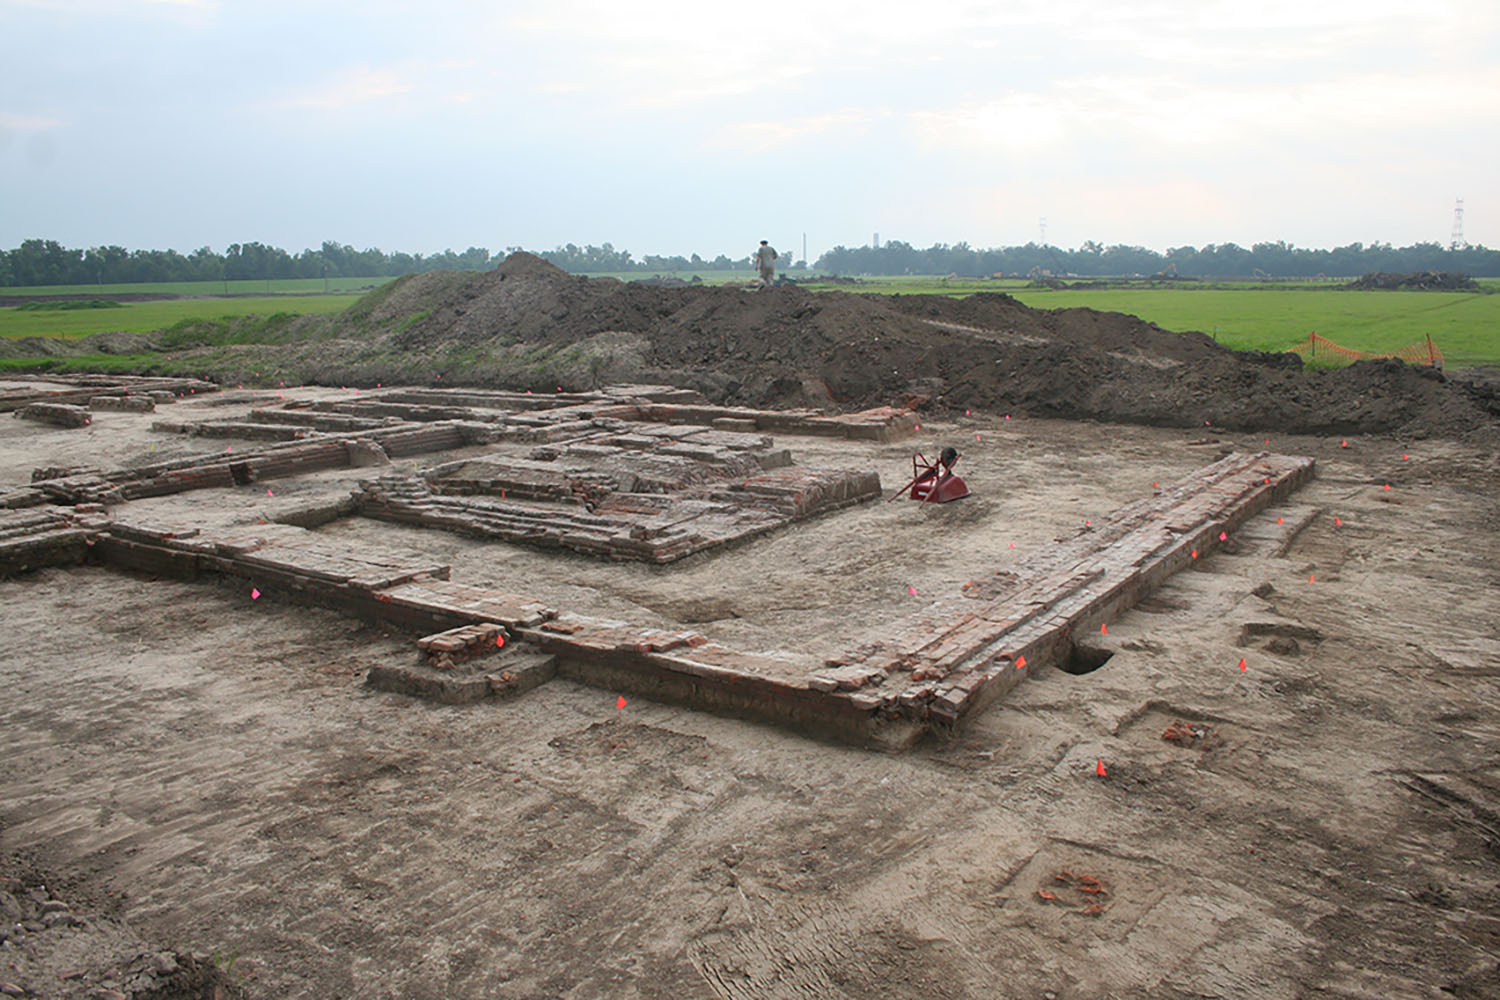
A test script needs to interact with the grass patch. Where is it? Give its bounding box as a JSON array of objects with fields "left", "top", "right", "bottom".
[
  {"left": 0, "top": 294, "right": 360, "bottom": 340},
  {"left": 0, "top": 353, "right": 163, "bottom": 373},
  {"left": 396, "top": 309, "right": 432, "bottom": 334},
  {"left": 340, "top": 273, "right": 416, "bottom": 324},
  {"left": 14, "top": 299, "right": 123, "bottom": 311},
  {"left": 1, "top": 277, "right": 389, "bottom": 297},
  {"left": 1003, "top": 287, "right": 1498, "bottom": 365},
  {"left": 796, "top": 275, "right": 1497, "bottom": 366},
  {"left": 157, "top": 312, "right": 332, "bottom": 349}
]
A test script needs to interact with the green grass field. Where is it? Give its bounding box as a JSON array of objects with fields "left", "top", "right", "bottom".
[
  {"left": 789, "top": 276, "right": 1498, "bottom": 367},
  {"left": 1006, "top": 287, "right": 1496, "bottom": 365},
  {"left": 0, "top": 294, "right": 362, "bottom": 340},
  {"left": 3, "top": 277, "right": 382, "bottom": 297}
]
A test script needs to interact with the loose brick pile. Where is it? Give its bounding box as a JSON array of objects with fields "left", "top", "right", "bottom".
[{"left": 417, "top": 622, "right": 510, "bottom": 670}]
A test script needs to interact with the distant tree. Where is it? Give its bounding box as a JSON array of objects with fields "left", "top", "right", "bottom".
[
  {"left": 642, "top": 253, "right": 692, "bottom": 272},
  {"left": 1098, "top": 245, "right": 1161, "bottom": 276},
  {"left": 458, "top": 246, "right": 493, "bottom": 270},
  {"left": 1250, "top": 240, "right": 1297, "bottom": 276},
  {"left": 83, "top": 245, "right": 129, "bottom": 283},
  {"left": 539, "top": 243, "right": 640, "bottom": 272},
  {"left": 319, "top": 241, "right": 354, "bottom": 277},
  {"left": 189, "top": 246, "right": 223, "bottom": 282},
  {"left": 349, "top": 247, "right": 387, "bottom": 277},
  {"left": 8, "top": 239, "right": 83, "bottom": 285},
  {"left": 292, "top": 248, "right": 325, "bottom": 279},
  {"left": 1163, "top": 245, "right": 1199, "bottom": 273},
  {"left": 1196, "top": 243, "right": 1254, "bottom": 276},
  {"left": 127, "top": 249, "right": 184, "bottom": 283},
  {"left": 386, "top": 251, "right": 422, "bottom": 276}
]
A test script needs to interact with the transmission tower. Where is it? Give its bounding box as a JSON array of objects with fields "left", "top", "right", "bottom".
[{"left": 1450, "top": 198, "right": 1465, "bottom": 250}]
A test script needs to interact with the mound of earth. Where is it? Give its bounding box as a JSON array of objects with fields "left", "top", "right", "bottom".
[
  {"left": 1, "top": 865, "right": 242, "bottom": 999},
  {"left": 1345, "top": 271, "right": 1480, "bottom": 291},
  {"left": 302, "top": 252, "right": 1495, "bottom": 441},
  {"left": 0, "top": 331, "right": 161, "bottom": 360}
]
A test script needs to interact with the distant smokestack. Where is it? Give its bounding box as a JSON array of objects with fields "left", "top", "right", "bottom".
[{"left": 874, "top": 232, "right": 880, "bottom": 249}]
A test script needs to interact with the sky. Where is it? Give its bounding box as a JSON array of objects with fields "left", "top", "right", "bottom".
[{"left": 2, "top": 0, "right": 1497, "bottom": 262}]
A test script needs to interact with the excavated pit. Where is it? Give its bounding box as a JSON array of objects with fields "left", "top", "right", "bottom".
[
  {"left": 3, "top": 355, "right": 1499, "bottom": 1000},
  {"left": 2, "top": 374, "right": 1314, "bottom": 747},
  {"left": 1059, "top": 643, "right": 1115, "bottom": 676}
]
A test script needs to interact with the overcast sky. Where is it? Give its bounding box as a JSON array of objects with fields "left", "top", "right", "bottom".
[{"left": 2, "top": 0, "right": 1496, "bottom": 262}]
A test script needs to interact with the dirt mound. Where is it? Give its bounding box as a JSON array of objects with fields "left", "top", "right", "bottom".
[
  {"left": 382, "top": 253, "right": 694, "bottom": 351},
  {"left": 1345, "top": 271, "right": 1480, "bottom": 291},
  {"left": 1, "top": 864, "right": 243, "bottom": 999},
  {"left": 310, "top": 253, "right": 1498, "bottom": 440},
  {"left": 0, "top": 331, "right": 160, "bottom": 360}
]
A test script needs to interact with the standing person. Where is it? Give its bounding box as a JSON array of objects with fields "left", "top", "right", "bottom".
[{"left": 754, "top": 240, "right": 778, "bottom": 287}]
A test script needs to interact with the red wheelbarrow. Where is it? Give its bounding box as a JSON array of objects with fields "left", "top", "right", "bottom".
[{"left": 889, "top": 446, "right": 970, "bottom": 503}]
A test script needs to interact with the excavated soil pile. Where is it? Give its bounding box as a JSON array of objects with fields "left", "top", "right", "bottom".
[
  {"left": 369, "top": 253, "right": 1498, "bottom": 441},
  {"left": 1345, "top": 271, "right": 1480, "bottom": 291}
]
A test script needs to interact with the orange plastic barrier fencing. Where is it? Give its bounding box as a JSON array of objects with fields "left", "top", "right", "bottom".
[{"left": 1290, "top": 332, "right": 1443, "bottom": 366}]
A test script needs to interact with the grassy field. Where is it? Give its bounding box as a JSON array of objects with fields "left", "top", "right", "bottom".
[
  {"left": 3, "top": 277, "right": 383, "bottom": 297},
  {"left": 2, "top": 275, "right": 1495, "bottom": 367},
  {"left": 1006, "top": 287, "right": 1497, "bottom": 365},
  {"left": 789, "top": 276, "right": 1498, "bottom": 366},
  {"left": 0, "top": 294, "right": 362, "bottom": 340}
]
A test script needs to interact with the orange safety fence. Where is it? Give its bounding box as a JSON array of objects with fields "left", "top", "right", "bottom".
[{"left": 1290, "top": 332, "right": 1443, "bottom": 366}]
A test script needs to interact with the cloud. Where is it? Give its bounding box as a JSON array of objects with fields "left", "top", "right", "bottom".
[
  {"left": 499, "top": 0, "right": 979, "bottom": 109},
  {"left": 270, "top": 67, "right": 417, "bottom": 111},
  {"left": 897, "top": 58, "right": 1500, "bottom": 167},
  {"left": 3, "top": 0, "right": 216, "bottom": 12},
  {"left": 907, "top": 97, "right": 1069, "bottom": 157},
  {"left": 0, "top": 110, "right": 62, "bottom": 131},
  {"left": 708, "top": 111, "right": 876, "bottom": 153}
]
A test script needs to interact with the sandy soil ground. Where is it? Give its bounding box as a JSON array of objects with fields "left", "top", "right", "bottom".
[{"left": 2, "top": 388, "right": 1499, "bottom": 999}]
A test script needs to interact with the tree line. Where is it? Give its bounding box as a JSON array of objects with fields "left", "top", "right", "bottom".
[
  {"left": 2, "top": 236, "right": 1495, "bottom": 287},
  {"left": 0, "top": 240, "right": 500, "bottom": 287},
  {"left": 0, "top": 239, "right": 784, "bottom": 287},
  {"left": 813, "top": 239, "right": 1500, "bottom": 279}
]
